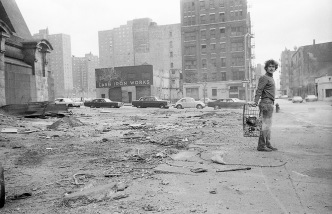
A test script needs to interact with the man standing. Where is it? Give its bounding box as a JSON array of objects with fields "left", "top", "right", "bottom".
[{"left": 253, "top": 59, "right": 278, "bottom": 152}]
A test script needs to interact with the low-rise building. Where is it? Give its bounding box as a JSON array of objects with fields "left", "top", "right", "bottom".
[{"left": 0, "top": 0, "right": 54, "bottom": 105}]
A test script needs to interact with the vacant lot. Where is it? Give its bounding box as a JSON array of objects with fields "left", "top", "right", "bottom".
[{"left": 0, "top": 104, "right": 331, "bottom": 213}]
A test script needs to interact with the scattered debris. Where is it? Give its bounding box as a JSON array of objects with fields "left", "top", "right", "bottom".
[
  {"left": 209, "top": 189, "right": 217, "bottom": 194},
  {"left": 190, "top": 168, "right": 208, "bottom": 173},
  {"left": 73, "top": 173, "right": 86, "bottom": 185},
  {"left": 211, "top": 151, "right": 226, "bottom": 165},
  {"left": 216, "top": 167, "right": 251, "bottom": 172},
  {"left": 10, "top": 192, "right": 32, "bottom": 200},
  {"left": 47, "top": 116, "right": 84, "bottom": 130}
]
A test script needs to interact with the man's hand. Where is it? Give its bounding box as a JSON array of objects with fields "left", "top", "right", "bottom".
[{"left": 249, "top": 102, "right": 258, "bottom": 107}]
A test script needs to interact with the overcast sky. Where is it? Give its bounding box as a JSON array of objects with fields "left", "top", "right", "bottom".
[{"left": 15, "top": 0, "right": 332, "bottom": 65}]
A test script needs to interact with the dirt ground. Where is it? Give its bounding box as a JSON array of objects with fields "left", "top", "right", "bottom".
[{"left": 0, "top": 104, "right": 331, "bottom": 214}]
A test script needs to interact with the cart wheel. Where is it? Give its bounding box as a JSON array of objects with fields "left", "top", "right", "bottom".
[{"left": 0, "top": 165, "right": 5, "bottom": 208}]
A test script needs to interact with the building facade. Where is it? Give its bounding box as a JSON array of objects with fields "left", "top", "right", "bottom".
[
  {"left": 315, "top": 76, "right": 332, "bottom": 101},
  {"left": 33, "top": 29, "right": 73, "bottom": 98},
  {"left": 0, "top": 0, "right": 54, "bottom": 105},
  {"left": 180, "top": 0, "right": 253, "bottom": 101},
  {"left": 290, "top": 41, "right": 332, "bottom": 98},
  {"left": 280, "top": 48, "right": 295, "bottom": 96},
  {"left": 72, "top": 53, "right": 99, "bottom": 99},
  {"left": 97, "top": 18, "right": 182, "bottom": 103}
]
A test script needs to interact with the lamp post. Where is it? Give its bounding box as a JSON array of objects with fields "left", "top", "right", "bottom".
[{"left": 244, "top": 33, "right": 254, "bottom": 102}]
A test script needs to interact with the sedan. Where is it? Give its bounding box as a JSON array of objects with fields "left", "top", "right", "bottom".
[
  {"left": 174, "top": 97, "right": 205, "bottom": 109},
  {"left": 305, "top": 95, "right": 318, "bottom": 102},
  {"left": 54, "top": 98, "right": 82, "bottom": 107},
  {"left": 199, "top": 98, "right": 213, "bottom": 104},
  {"left": 84, "top": 98, "right": 124, "bottom": 108},
  {"left": 292, "top": 96, "right": 303, "bottom": 103},
  {"left": 208, "top": 98, "right": 246, "bottom": 109}
]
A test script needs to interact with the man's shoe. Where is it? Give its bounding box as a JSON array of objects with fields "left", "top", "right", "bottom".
[
  {"left": 267, "top": 146, "right": 278, "bottom": 151},
  {"left": 257, "top": 147, "right": 272, "bottom": 152}
]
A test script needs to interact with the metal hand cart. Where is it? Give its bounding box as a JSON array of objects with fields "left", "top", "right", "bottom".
[
  {"left": 243, "top": 104, "right": 262, "bottom": 137},
  {"left": 0, "top": 163, "right": 4, "bottom": 208}
]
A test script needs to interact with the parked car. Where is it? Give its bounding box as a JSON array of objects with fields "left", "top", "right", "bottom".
[
  {"left": 280, "top": 95, "right": 288, "bottom": 99},
  {"left": 54, "top": 98, "right": 83, "bottom": 107},
  {"left": 208, "top": 98, "right": 246, "bottom": 109},
  {"left": 84, "top": 98, "right": 123, "bottom": 108},
  {"left": 292, "top": 96, "right": 303, "bottom": 103},
  {"left": 305, "top": 95, "right": 318, "bottom": 102},
  {"left": 199, "top": 98, "right": 213, "bottom": 104},
  {"left": 174, "top": 97, "right": 205, "bottom": 109},
  {"left": 132, "top": 96, "right": 170, "bottom": 108}
]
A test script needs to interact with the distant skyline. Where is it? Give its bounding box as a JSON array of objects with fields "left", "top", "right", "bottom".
[{"left": 16, "top": 0, "right": 332, "bottom": 65}]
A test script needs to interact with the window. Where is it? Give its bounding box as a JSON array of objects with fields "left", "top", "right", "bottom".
[
  {"left": 170, "top": 51, "right": 173, "bottom": 57},
  {"left": 210, "top": 29, "right": 216, "bottom": 38},
  {"left": 172, "top": 80, "right": 175, "bottom": 85},
  {"left": 200, "top": 1, "right": 205, "bottom": 10},
  {"left": 169, "top": 31, "right": 172, "bottom": 37},
  {"left": 209, "top": 0, "right": 215, "bottom": 8},
  {"left": 101, "top": 94, "right": 106, "bottom": 98},
  {"left": 211, "top": 43, "right": 216, "bottom": 50},
  {"left": 211, "top": 58, "right": 217, "bottom": 67},
  {"left": 191, "top": 16, "right": 196, "bottom": 25},
  {"left": 184, "top": 45, "right": 196, "bottom": 55},
  {"left": 185, "top": 60, "right": 197, "bottom": 69},
  {"left": 326, "top": 89, "right": 332, "bottom": 97},
  {"left": 185, "top": 73, "right": 198, "bottom": 83},
  {"left": 170, "top": 62, "right": 174, "bottom": 68},
  {"left": 170, "top": 41, "right": 173, "bottom": 48},
  {"left": 221, "top": 72, "right": 226, "bottom": 81},
  {"left": 202, "top": 73, "right": 208, "bottom": 81},
  {"left": 232, "top": 69, "right": 245, "bottom": 80},
  {"left": 219, "top": 13, "right": 225, "bottom": 22},
  {"left": 201, "top": 44, "right": 207, "bottom": 54},
  {"left": 231, "top": 26, "right": 243, "bottom": 36},
  {"left": 220, "top": 43, "right": 226, "bottom": 52},
  {"left": 231, "top": 55, "right": 244, "bottom": 66},
  {"left": 202, "top": 59, "right": 207, "bottom": 68},
  {"left": 212, "top": 88, "right": 217, "bottom": 96},
  {"left": 201, "top": 30, "right": 207, "bottom": 39},
  {"left": 200, "top": 15, "right": 206, "bottom": 24},
  {"left": 221, "top": 57, "right": 226, "bottom": 67},
  {"left": 184, "top": 31, "right": 196, "bottom": 41},
  {"left": 220, "top": 28, "right": 226, "bottom": 37},
  {"left": 231, "top": 41, "right": 243, "bottom": 51},
  {"left": 210, "top": 14, "right": 216, "bottom": 23},
  {"left": 219, "top": 0, "right": 225, "bottom": 7}
]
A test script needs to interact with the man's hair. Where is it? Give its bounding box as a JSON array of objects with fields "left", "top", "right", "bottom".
[{"left": 264, "top": 59, "right": 278, "bottom": 71}]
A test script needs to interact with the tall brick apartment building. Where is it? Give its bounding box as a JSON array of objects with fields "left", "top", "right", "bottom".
[{"left": 180, "top": 0, "right": 253, "bottom": 100}]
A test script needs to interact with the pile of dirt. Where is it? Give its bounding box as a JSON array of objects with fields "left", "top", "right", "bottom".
[{"left": 47, "top": 116, "right": 84, "bottom": 130}]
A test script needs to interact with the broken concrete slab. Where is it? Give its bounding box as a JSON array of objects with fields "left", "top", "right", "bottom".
[{"left": 1, "top": 128, "right": 18, "bottom": 133}]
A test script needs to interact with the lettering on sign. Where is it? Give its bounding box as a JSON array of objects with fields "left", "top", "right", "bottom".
[{"left": 98, "top": 80, "right": 151, "bottom": 88}]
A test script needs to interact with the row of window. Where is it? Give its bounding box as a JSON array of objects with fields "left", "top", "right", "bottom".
[
  {"left": 183, "top": 0, "right": 244, "bottom": 12},
  {"left": 184, "top": 27, "right": 245, "bottom": 41},
  {"left": 185, "top": 56, "right": 244, "bottom": 70},
  {"left": 184, "top": 69, "right": 244, "bottom": 82},
  {"left": 184, "top": 41, "right": 243, "bottom": 55},
  {"left": 183, "top": 10, "right": 243, "bottom": 26}
]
